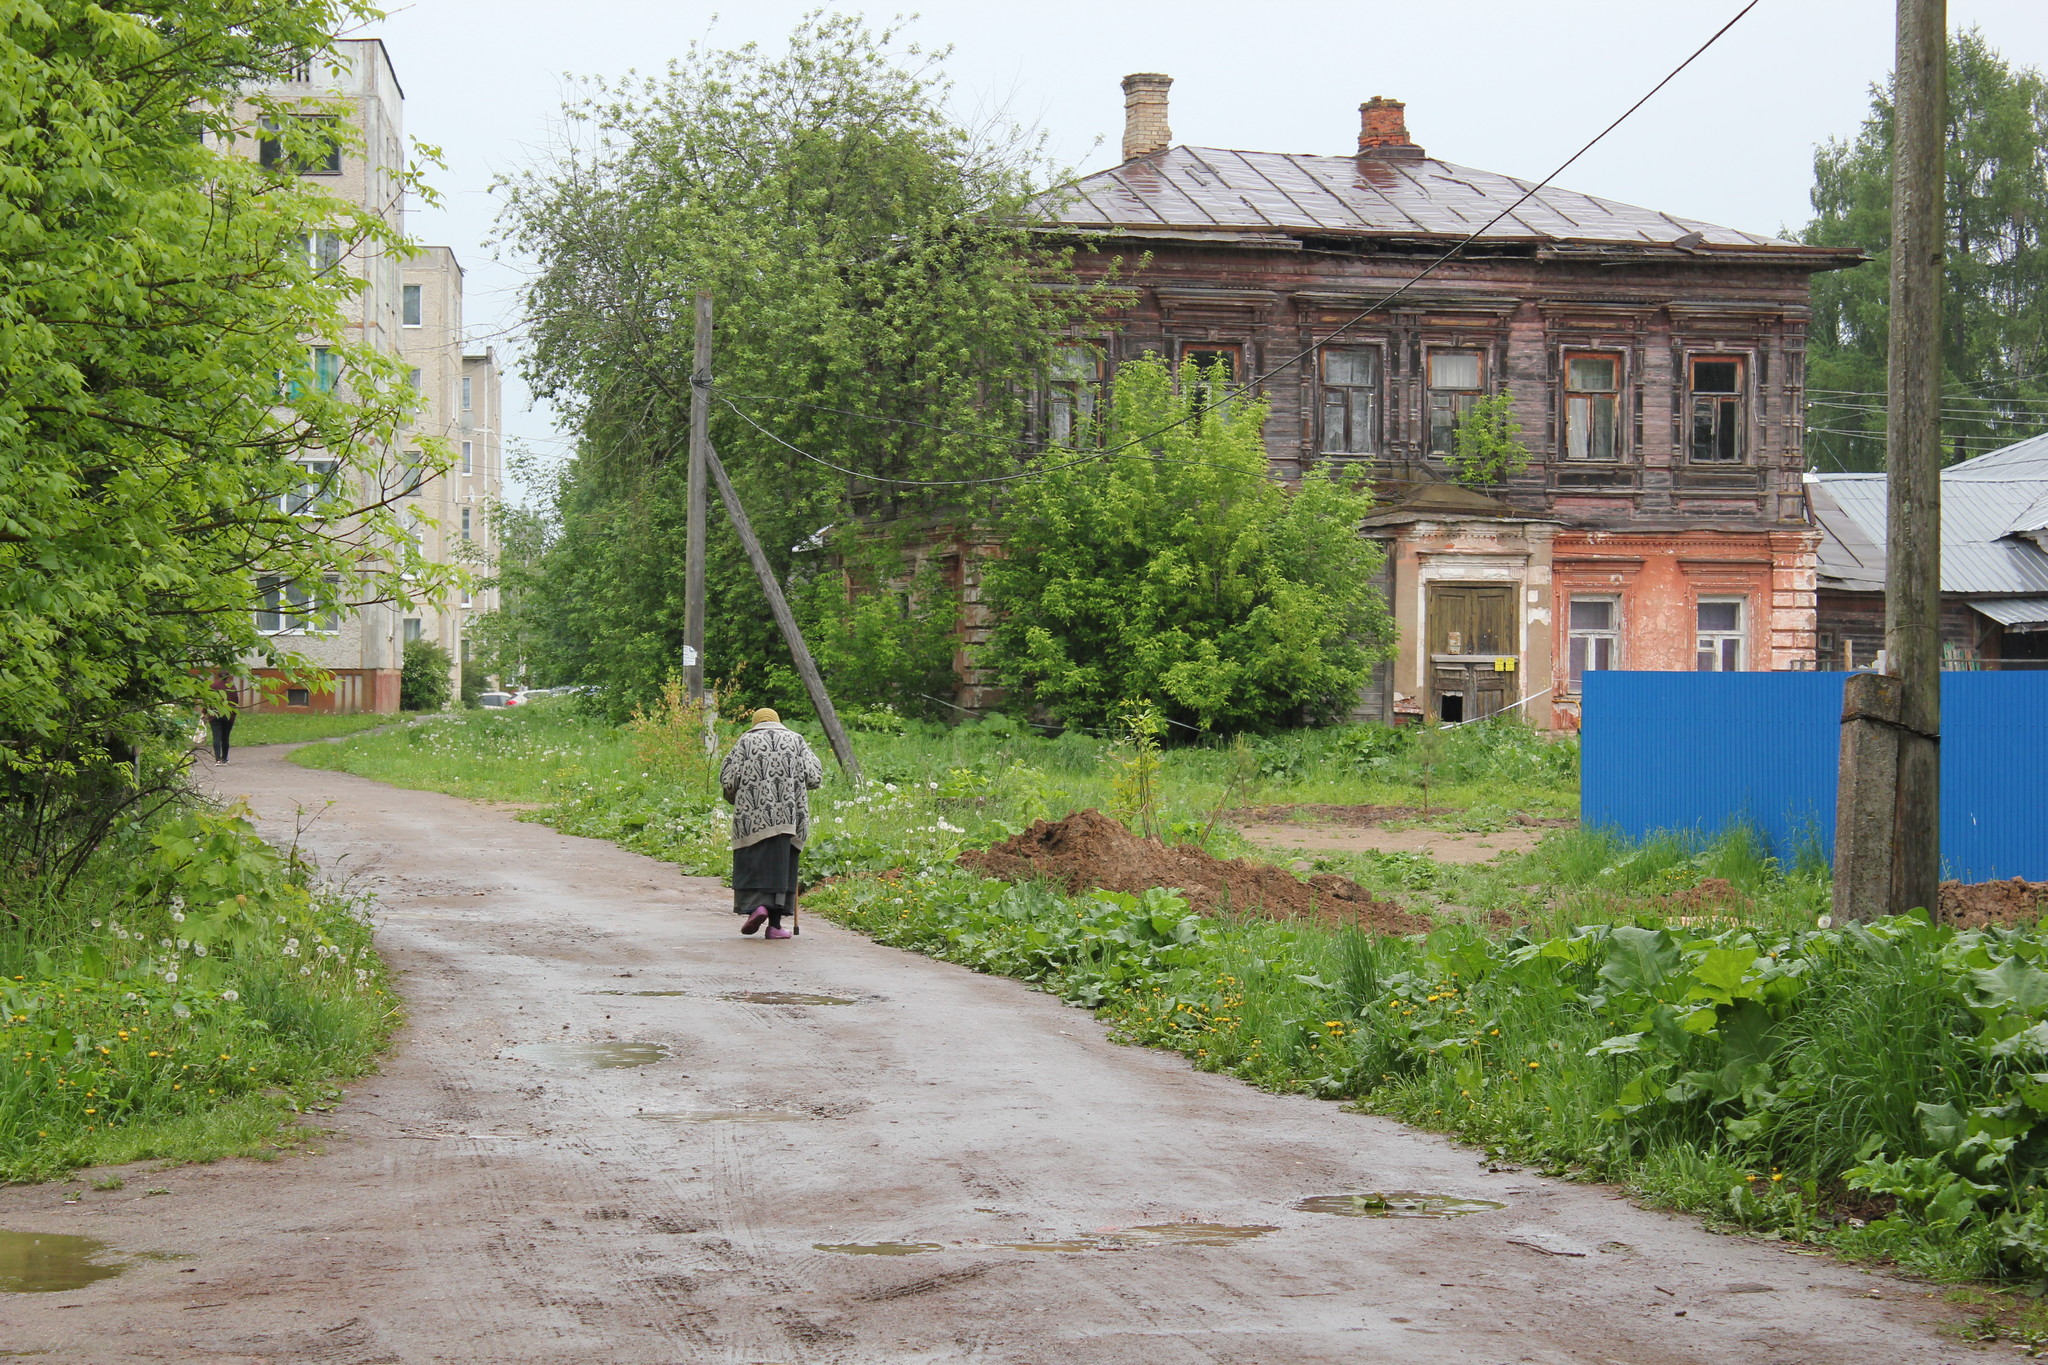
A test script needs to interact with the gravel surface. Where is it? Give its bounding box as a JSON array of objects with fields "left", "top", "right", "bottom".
[{"left": 0, "top": 745, "right": 1970, "bottom": 1363}]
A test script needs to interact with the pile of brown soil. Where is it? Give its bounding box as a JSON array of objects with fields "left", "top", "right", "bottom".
[
  {"left": 957, "top": 809, "right": 1430, "bottom": 934},
  {"left": 1940, "top": 877, "right": 2048, "bottom": 929},
  {"left": 1224, "top": 804, "right": 1575, "bottom": 830}
]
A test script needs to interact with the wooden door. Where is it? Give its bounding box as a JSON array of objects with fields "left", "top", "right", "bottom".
[{"left": 1426, "top": 585, "right": 1519, "bottom": 722}]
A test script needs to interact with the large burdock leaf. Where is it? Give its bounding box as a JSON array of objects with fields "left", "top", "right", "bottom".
[
  {"left": 1971, "top": 957, "right": 2048, "bottom": 1015},
  {"left": 1599, "top": 926, "right": 1680, "bottom": 997}
]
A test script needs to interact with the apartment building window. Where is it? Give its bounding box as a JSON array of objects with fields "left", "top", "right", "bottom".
[
  {"left": 1426, "top": 349, "right": 1484, "bottom": 457},
  {"left": 258, "top": 116, "right": 341, "bottom": 175},
  {"left": 1563, "top": 354, "right": 1621, "bottom": 462},
  {"left": 1696, "top": 599, "right": 1747, "bottom": 671},
  {"left": 284, "top": 347, "right": 340, "bottom": 401},
  {"left": 403, "top": 617, "right": 423, "bottom": 642},
  {"left": 254, "top": 575, "right": 339, "bottom": 634},
  {"left": 398, "top": 450, "right": 425, "bottom": 497},
  {"left": 406, "top": 367, "right": 421, "bottom": 394},
  {"left": 300, "top": 231, "right": 342, "bottom": 271},
  {"left": 1567, "top": 598, "right": 1620, "bottom": 689},
  {"left": 1046, "top": 345, "right": 1102, "bottom": 445},
  {"left": 460, "top": 507, "right": 472, "bottom": 541},
  {"left": 1319, "top": 346, "right": 1381, "bottom": 456},
  {"left": 1690, "top": 357, "right": 1746, "bottom": 463},
  {"left": 402, "top": 284, "right": 423, "bottom": 327},
  {"left": 460, "top": 440, "right": 473, "bottom": 473},
  {"left": 460, "top": 589, "right": 473, "bottom": 608},
  {"left": 279, "top": 459, "right": 339, "bottom": 515},
  {"left": 461, "top": 375, "right": 473, "bottom": 411}
]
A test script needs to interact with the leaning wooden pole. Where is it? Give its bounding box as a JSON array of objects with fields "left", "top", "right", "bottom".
[
  {"left": 703, "top": 443, "right": 863, "bottom": 783},
  {"left": 1835, "top": 0, "right": 1944, "bottom": 921},
  {"left": 683, "top": 294, "right": 711, "bottom": 705}
]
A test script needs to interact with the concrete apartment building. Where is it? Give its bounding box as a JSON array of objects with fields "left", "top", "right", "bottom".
[{"left": 229, "top": 39, "right": 501, "bottom": 712}]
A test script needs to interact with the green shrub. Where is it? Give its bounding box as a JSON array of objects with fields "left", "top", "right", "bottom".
[
  {"left": 400, "top": 638, "right": 453, "bottom": 712},
  {"left": 460, "top": 659, "right": 489, "bottom": 708}
]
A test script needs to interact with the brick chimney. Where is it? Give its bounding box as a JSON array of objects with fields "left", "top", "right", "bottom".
[
  {"left": 1357, "top": 95, "right": 1424, "bottom": 160},
  {"left": 1121, "top": 73, "right": 1173, "bottom": 161}
]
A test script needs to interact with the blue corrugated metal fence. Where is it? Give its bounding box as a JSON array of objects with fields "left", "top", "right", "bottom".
[{"left": 1581, "top": 670, "right": 2048, "bottom": 882}]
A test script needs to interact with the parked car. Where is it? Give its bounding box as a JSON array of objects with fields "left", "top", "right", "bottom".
[{"left": 477, "top": 691, "right": 512, "bottom": 709}]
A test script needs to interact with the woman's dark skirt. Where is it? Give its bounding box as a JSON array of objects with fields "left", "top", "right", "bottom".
[{"left": 732, "top": 833, "right": 801, "bottom": 915}]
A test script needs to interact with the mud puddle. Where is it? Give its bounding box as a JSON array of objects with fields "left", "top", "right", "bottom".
[
  {"left": 1295, "top": 1192, "right": 1505, "bottom": 1219},
  {"left": 635, "top": 1110, "right": 813, "bottom": 1124},
  {"left": 507, "top": 1041, "right": 669, "bottom": 1069},
  {"left": 998, "top": 1223, "right": 1277, "bottom": 1251},
  {"left": 0, "top": 1230, "right": 127, "bottom": 1293},
  {"left": 819, "top": 1224, "right": 1277, "bottom": 1256},
  {"left": 721, "top": 991, "right": 856, "bottom": 1006}
]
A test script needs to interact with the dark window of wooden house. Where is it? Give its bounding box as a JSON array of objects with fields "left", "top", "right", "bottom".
[
  {"left": 1181, "top": 344, "right": 1241, "bottom": 419},
  {"left": 1047, "top": 345, "right": 1102, "bottom": 445},
  {"left": 1427, "top": 349, "right": 1483, "bottom": 457},
  {"left": 259, "top": 116, "right": 342, "bottom": 175},
  {"left": 1320, "top": 346, "right": 1380, "bottom": 455},
  {"left": 1563, "top": 354, "right": 1621, "bottom": 461},
  {"left": 1690, "top": 357, "right": 1745, "bottom": 463}
]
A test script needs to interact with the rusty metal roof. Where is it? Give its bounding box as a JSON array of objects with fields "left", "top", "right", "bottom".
[
  {"left": 1042, "top": 146, "right": 1840, "bottom": 256},
  {"left": 1809, "top": 435, "right": 2048, "bottom": 596}
]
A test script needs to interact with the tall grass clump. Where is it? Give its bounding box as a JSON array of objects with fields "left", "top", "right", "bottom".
[{"left": 1, "top": 802, "right": 397, "bottom": 1182}]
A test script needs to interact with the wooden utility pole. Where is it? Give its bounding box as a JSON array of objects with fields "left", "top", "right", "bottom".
[
  {"left": 1834, "top": 0, "right": 1944, "bottom": 921},
  {"left": 683, "top": 294, "right": 711, "bottom": 704},
  {"left": 704, "top": 443, "right": 863, "bottom": 783}
]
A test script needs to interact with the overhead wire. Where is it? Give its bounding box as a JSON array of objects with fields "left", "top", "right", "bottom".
[{"left": 708, "top": 0, "right": 1764, "bottom": 490}]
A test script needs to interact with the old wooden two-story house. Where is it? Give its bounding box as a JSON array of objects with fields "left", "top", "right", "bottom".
[{"left": 1007, "top": 76, "right": 1861, "bottom": 729}]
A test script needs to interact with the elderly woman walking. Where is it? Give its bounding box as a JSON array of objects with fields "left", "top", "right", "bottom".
[{"left": 719, "top": 708, "right": 825, "bottom": 940}]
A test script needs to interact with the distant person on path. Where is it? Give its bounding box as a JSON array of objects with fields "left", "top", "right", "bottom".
[
  {"left": 719, "top": 708, "right": 824, "bottom": 940},
  {"left": 202, "top": 670, "right": 250, "bottom": 765}
]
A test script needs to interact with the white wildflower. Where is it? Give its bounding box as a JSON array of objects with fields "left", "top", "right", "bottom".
[
  {"left": 163, "top": 970, "right": 178, "bottom": 984},
  {"left": 300, "top": 966, "right": 313, "bottom": 976},
  {"left": 170, "top": 911, "right": 185, "bottom": 923},
  {"left": 192, "top": 943, "right": 207, "bottom": 957},
  {"left": 160, "top": 937, "right": 174, "bottom": 948},
  {"left": 220, "top": 989, "right": 238, "bottom": 1003},
  {"left": 176, "top": 939, "right": 189, "bottom": 951},
  {"left": 91, "top": 918, "right": 103, "bottom": 929}
]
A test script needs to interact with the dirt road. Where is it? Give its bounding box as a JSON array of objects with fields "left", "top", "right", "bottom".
[{"left": 1, "top": 745, "right": 1966, "bottom": 1363}]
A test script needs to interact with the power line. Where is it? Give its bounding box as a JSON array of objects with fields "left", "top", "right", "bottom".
[{"left": 712, "top": 0, "right": 1763, "bottom": 491}]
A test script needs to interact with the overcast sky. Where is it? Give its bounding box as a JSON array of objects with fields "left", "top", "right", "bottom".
[{"left": 359, "top": 0, "right": 2048, "bottom": 497}]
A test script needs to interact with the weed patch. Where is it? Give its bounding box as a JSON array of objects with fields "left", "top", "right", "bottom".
[
  {"left": 2, "top": 805, "right": 397, "bottom": 1183},
  {"left": 811, "top": 867, "right": 2048, "bottom": 1289}
]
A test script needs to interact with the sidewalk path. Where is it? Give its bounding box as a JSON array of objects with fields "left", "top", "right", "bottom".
[{"left": 0, "top": 744, "right": 1967, "bottom": 1363}]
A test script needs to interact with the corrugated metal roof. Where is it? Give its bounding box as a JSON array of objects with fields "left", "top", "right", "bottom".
[
  {"left": 1971, "top": 597, "right": 2048, "bottom": 630},
  {"left": 1810, "top": 440, "right": 2048, "bottom": 594},
  {"left": 1042, "top": 146, "right": 1844, "bottom": 255}
]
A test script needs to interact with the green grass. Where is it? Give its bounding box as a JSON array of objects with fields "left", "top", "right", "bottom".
[
  {"left": 290, "top": 697, "right": 1579, "bottom": 885},
  {"left": 2, "top": 801, "right": 399, "bottom": 1183},
  {"left": 232, "top": 711, "right": 404, "bottom": 746}
]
